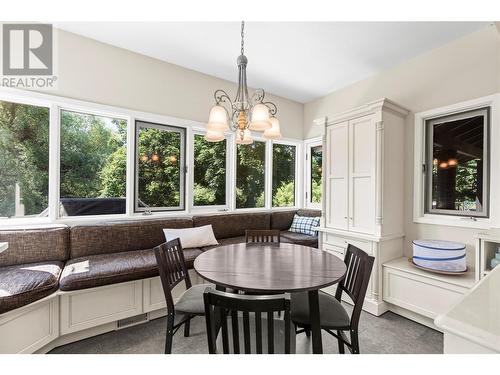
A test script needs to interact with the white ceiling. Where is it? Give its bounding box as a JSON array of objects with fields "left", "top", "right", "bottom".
[{"left": 55, "top": 22, "right": 489, "bottom": 103}]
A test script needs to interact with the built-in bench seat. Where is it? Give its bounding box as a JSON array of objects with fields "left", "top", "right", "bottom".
[{"left": 0, "top": 209, "right": 320, "bottom": 353}]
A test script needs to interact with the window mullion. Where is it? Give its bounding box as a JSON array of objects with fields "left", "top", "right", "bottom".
[{"left": 48, "top": 104, "right": 60, "bottom": 221}]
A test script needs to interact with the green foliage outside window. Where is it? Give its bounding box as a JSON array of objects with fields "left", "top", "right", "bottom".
[
  {"left": 272, "top": 144, "right": 296, "bottom": 207},
  {"left": 0, "top": 101, "right": 49, "bottom": 217},
  {"left": 310, "top": 145, "right": 322, "bottom": 203},
  {"left": 236, "top": 141, "right": 266, "bottom": 209}
]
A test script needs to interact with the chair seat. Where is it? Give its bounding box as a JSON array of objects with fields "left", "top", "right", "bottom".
[
  {"left": 0, "top": 261, "right": 63, "bottom": 314},
  {"left": 175, "top": 283, "right": 215, "bottom": 315},
  {"left": 291, "top": 291, "right": 350, "bottom": 330},
  {"left": 215, "top": 315, "right": 296, "bottom": 354},
  {"left": 60, "top": 248, "right": 202, "bottom": 291}
]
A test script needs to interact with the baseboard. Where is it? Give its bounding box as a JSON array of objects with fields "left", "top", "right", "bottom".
[{"left": 385, "top": 303, "right": 441, "bottom": 332}]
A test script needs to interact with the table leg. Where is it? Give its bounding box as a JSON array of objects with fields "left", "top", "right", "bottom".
[{"left": 308, "top": 290, "right": 323, "bottom": 354}]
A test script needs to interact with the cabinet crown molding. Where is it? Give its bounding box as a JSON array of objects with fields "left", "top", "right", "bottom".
[{"left": 326, "top": 98, "right": 410, "bottom": 126}]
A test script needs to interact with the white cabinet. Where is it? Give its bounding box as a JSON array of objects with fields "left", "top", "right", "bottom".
[{"left": 318, "top": 98, "right": 409, "bottom": 316}]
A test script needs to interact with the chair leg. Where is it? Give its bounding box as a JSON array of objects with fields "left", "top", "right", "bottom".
[
  {"left": 305, "top": 329, "right": 311, "bottom": 338},
  {"left": 165, "top": 313, "right": 175, "bottom": 354},
  {"left": 184, "top": 317, "right": 191, "bottom": 337},
  {"left": 337, "top": 330, "right": 345, "bottom": 354},
  {"left": 350, "top": 330, "right": 359, "bottom": 354}
]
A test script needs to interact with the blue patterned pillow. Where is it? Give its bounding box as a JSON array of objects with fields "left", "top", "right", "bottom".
[{"left": 289, "top": 214, "right": 320, "bottom": 236}]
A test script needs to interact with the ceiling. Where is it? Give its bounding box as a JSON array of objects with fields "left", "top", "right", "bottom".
[{"left": 55, "top": 22, "right": 490, "bottom": 103}]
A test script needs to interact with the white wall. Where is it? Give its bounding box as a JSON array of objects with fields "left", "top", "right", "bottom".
[
  {"left": 303, "top": 24, "right": 500, "bottom": 258},
  {"left": 49, "top": 29, "right": 304, "bottom": 139}
]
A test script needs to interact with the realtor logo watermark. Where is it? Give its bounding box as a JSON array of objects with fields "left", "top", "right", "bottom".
[{"left": 1, "top": 23, "right": 57, "bottom": 89}]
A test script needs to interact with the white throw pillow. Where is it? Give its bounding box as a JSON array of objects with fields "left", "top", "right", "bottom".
[{"left": 163, "top": 225, "right": 218, "bottom": 249}]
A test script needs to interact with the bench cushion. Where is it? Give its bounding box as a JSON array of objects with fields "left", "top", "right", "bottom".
[
  {"left": 296, "top": 209, "right": 321, "bottom": 217},
  {"left": 0, "top": 225, "right": 69, "bottom": 267},
  {"left": 193, "top": 213, "right": 270, "bottom": 239},
  {"left": 69, "top": 218, "right": 193, "bottom": 258},
  {"left": 281, "top": 231, "right": 318, "bottom": 248},
  {"left": 59, "top": 248, "right": 202, "bottom": 291},
  {"left": 0, "top": 261, "right": 63, "bottom": 314},
  {"left": 270, "top": 210, "right": 297, "bottom": 231},
  {"left": 201, "top": 236, "right": 246, "bottom": 252}
]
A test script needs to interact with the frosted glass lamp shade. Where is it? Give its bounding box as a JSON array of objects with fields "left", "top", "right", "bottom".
[
  {"left": 263, "top": 117, "right": 282, "bottom": 139},
  {"left": 235, "top": 129, "right": 254, "bottom": 145},
  {"left": 249, "top": 103, "right": 271, "bottom": 131},
  {"left": 207, "top": 104, "right": 228, "bottom": 131},
  {"left": 204, "top": 130, "right": 225, "bottom": 142}
]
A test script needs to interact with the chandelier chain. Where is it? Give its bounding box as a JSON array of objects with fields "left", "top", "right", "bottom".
[{"left": 240, "top": 21, "right": 245, "bottom": 55}]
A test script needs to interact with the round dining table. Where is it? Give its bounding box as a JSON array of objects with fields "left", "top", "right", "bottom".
[{"left": 193, "top": 242, "right": 347, "bottom": 354}]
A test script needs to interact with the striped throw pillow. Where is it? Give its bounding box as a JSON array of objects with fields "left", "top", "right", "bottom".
[{"left": 289, "top": 214, "right": 320, "bottom": 236}]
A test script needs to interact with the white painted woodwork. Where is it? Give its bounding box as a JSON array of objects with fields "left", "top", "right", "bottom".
[
  {"left": 476, "top": 228, "right": 500, "bottom": 280},
  {"left": 0, "top": 296, "right": 59, "bottom": 354},
  {"left": 319, "top": 98, "right": 409, "bottom": 316}
]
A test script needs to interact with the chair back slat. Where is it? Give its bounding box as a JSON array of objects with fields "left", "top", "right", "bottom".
[
  {"left": 245, "top": 230, "right": 281, "bottom": 244},
  {"left": 154, "top": 238, "right": 192, "bottom": 312},
  {"left": 203, "top": 288, "right": 292, "bottom": 354},
  {"left": 335, "top": 244, "right": 375, "bottom": 331}
]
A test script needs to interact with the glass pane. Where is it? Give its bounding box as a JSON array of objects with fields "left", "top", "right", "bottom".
[
  {"left": 193, "top": 134, "right": 226, "bottom": 206},
  {"left": 60, "top": 110, "right": 127, "bottom": 216},
  {"left": 137, "top": 122, "right": 183, "bottom": 210},
  {"left": 236, "top": 141, "right": 265, "bottom": 209},
  {"left": 272, "top": 144, "right": 296, "bottom": 207},
  {"left": 428, "top": 109, "right": 487, "bottom": 216},
  {"left": 310, "top": 145, "right": 322, "bottom": 204},
  {"left": 0, "top": 100, "right": 49, "bottom": 219}
]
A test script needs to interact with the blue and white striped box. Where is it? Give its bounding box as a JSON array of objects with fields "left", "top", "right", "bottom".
[{"left": 412, "top": 240, "right": 466, "bottom": 272}]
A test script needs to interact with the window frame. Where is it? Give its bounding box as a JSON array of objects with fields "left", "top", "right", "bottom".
[
  {"left": 424, "top": 107, "right": 490, "bottom": 218},
  {"left": 271, "top": 139, "right": 300, "bottom": 209},
  {"left": 413, "top": 94, "right": 500, "bottom": 229},
  {"left": 304, "top": 137, "right": 322, "bottom": 209},
  {"left": 134, "top": 120, "right": 187, "bottom": 213},
  {"left": 189, "top": 129, "right": 232, "bottom": 212}
]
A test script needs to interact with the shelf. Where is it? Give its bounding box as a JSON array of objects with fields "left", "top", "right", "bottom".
[{"left": 383, "top": 257, "right": 476, "bottom": 289}]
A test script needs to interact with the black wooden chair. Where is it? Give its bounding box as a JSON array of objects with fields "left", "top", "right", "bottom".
[
  {"left": 203, "top": 288, "right": 295, "bottom": 354},
  {"left": 245, "top": 229, "right": 280, "bottom": 243},
  {"left": 291, "top": 244, "right": 374, "bottom": 354},
  {"left": 154, "top": 238, "right": 214, "bottom": 354}
]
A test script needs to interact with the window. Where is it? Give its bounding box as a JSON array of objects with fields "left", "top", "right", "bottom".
[
  {"left": 60, "top": 110, "right": 127, "bottom": 216},
  {"left": 236, "top": 140, "right": 266, "bottom": 209},
  {"left": 425, "top": 108, "right": 489, "bottom": 217},
  {"left": 0, "top": 100, "right": 49, "bottom": 219},
  {"left": 310, "top": 145, "right": 322, "bottom": 204},
  {"left": 272, "top": 143, "right": 296, "bottom": 207},
  {"left": 135, "top": 121, "right": 185, "bottom": 212},
  {"left": 193, "top": 134, "right": 227, "bottom": 207}
]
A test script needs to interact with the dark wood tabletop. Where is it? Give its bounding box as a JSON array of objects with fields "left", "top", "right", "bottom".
[{"left": 193, "top": 243, "right": 347, "bottom": 293}]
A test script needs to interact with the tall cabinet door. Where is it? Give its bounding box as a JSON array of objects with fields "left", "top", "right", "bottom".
[
  {"left": 348, "top": 115, "right": 375, "bottom": 234},
  {"left": 326, "top": 122, "right": 349, "bottom": 230}
]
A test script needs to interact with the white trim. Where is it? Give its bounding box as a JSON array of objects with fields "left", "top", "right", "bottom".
[
  {"left": 413, "top": 93, "right": 500, "bottom": 229},
  {"left": 0, "top": 87, "right": 306, "bottom": 225}
]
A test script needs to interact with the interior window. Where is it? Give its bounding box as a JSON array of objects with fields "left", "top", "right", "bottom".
[
  {"left": 310, "top": 145, "right": 322, "bottom": 204},
  {"left": 272, "top": 143, "right": 296, "bottom": 207},
  {"left": 236, "top": 140, "right": 266, "bottom": 209},
  {"left": 425, "top": 108, "right": 489, "bottom": 217}
]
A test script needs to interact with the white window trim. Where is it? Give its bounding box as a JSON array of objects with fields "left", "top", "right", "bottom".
[
  {"left": 0, "top": 86, "right": 305, "bottom": 226},
  {"left": 304, "top": 137, "right": 322, "bottom": 209},
  {"left": 413, "top": 93, "right": 500, "bottom": 229}
]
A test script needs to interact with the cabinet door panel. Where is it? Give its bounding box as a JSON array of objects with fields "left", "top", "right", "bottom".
[
  {"left": 327, "top": 123, "right": 349, "bottom": 230},
  {"left": 351, "top": 176, "right": 374, "bottom": 233}
]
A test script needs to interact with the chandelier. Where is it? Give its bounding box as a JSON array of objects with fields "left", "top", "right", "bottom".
[{"left": 205, "top": 21, "right": 281, "bottom": 144}]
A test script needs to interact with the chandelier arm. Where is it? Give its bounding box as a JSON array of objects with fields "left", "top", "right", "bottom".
[
  {"left": 250, "top": 88, "right": 266, "bottom": 105},
  {"left": 214, "top": 89, "right": 233, "bottom": 107},
  {"left": 263, "top": 101, "right": 278, "bottom": 117}
]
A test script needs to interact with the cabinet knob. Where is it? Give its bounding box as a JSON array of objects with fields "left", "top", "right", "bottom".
[{"left": 344, "top": 216, "right": 347, "bottom": 219}]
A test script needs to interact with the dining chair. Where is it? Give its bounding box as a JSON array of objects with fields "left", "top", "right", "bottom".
[
  {"left": 203, "top": 288, "right": 295, "bottom": 354},
  {"left": 245, "top": 229, "right": 281, "bottom": 243},
  {"left": 291, "top": 244, "right": 374, "bottom": 354},
  {"left": 154, "top": 238, "right": 214, "bottom": 354}
]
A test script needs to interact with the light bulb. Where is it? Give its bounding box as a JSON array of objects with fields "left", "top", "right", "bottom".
[{"left": 235, "top": 129, "right": 254, "bottom": 145}]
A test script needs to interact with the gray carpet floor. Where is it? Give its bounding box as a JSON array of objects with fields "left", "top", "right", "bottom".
[{"left": 50, "top": 304, "right": 443, "bottom": 354}]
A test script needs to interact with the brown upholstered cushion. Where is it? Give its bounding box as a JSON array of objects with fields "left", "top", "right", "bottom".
[
  {"left": 69, "top": 218, "right": 193, "bottom": 258},
  {"left": 59, "top": 247, "right": 202, "bottom": 291},
  {"left": 0, "top": 261, "right": 62, "bottom": 314},
  {"left": 201, "top": 236, "right": 246, "bottom": 252},
  {"left": 271, "top": 210, "right": 298, "bottom": 230},
  {"left": 0, "top": 225, "right": 69, "bottom": 267},
  {"left": 296, "top": 209, "right": 321, "bottom": 217},
  {"left": 193, "top": 212, "right": 270, "bottom": 239},
  {"left": 281, "top": 231, "right": 318, "bottom": 248}
]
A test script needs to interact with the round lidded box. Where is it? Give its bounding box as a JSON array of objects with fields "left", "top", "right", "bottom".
[{"left": 412, "top": 240, "right": 466, "bottom": 273}]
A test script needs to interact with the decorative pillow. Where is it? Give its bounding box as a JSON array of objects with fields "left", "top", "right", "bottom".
[
  {"left": 163, "top": 225, "right": 218, "bottom": 249},
  {"left": 289, "top": 215, "right": 320, "bottom": 236}
]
